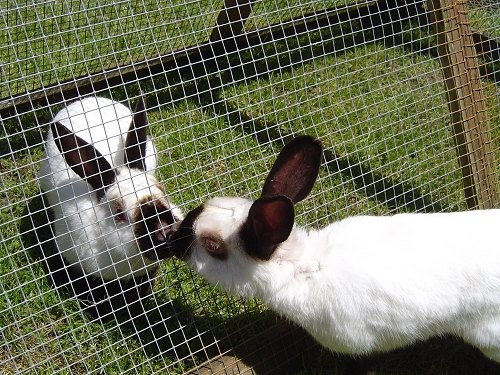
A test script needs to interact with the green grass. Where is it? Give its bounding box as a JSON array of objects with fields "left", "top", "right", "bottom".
[
  {"left": 0, "top": 0, "right": 348, "bottom": 99},
  {"left": 1, "top": 2, "right": 500, "bottom": 374},
  {"left": 468, "top": 3, "right": 500, "bottom": 39},
  {"left": 0, "top": 0, "right": 223, "bottom": 98}
]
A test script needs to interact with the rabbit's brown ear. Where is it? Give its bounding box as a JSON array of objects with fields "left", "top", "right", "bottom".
[
  {"left": 261, "top": 135, "right": 322, "bottom": 203},
  {"left": 125, "top": 94, "right": 148, "bottom": 171},
  {"left": 241, "top": 196, "right": 294, "bottom": 260},
  {"left": 52, "top": 122, "right": 116, "bottom": 198}
]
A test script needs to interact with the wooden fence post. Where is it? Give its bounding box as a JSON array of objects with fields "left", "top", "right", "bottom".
[
  {"left": 427, "top": 0, "right": 498, "bottom": 209},
  {"left": 210, "top": 0, "right": 255, "bottom": 43}
]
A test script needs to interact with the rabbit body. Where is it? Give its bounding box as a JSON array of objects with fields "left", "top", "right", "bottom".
[
  {"left": 261, "top": 209, "right": 500, "bottom": 358},
  {"left": 40, "top": 96, "right": 181, "bottom": 282},
  {"left": 172, "top": 136, "right": 500, "bottom": 362}
]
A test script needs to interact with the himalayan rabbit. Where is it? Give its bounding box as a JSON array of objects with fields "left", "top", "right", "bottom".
[
  {"left": 39, "top": 95, "right": 182, "bottom": 319},
  {"left": 171, "top": 135, "right": 500, "bottom": 367}
]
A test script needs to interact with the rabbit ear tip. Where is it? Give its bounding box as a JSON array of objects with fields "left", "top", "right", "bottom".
[
  {"left": 261, "top": 135, "right": 322, "bottom": 203},
  {"left": 294, "top": 135, "right": 323, "bottom": 156},
  {"left": 289, "top": 134, "right": 322, "bottom": 147}
]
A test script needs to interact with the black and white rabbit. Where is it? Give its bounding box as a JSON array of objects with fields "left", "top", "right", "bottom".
[
  {"left": 39, "top": 95, "right": 182, "bottom": 319},
  {"left": 171, "top": 135, "right": 500, "bottom": 367}
]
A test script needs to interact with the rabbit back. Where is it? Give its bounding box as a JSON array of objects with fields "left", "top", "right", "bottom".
[{"left": 273, "top": 209, "right": 500, "bottom": 357}]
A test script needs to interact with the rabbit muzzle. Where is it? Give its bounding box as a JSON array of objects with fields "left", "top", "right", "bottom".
[
  {"left": 169, "top": 204, "right": 205, "bottom": 260},
  {"left": 133, "top": 198, "right": 182, "bottom": 260}
]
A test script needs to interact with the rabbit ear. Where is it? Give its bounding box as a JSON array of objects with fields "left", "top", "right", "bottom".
[
  {"left": 261, "top": 135, "right": 322, "bottom": 203},
  {"left": 242, "top": 196, "right": 294, "bottom": 260},
  {"left": 52, "top": 122, "right": 116, "bottom": 197},
  {"left": 124, "top": 94, "right": 148, "bottom": 171}
]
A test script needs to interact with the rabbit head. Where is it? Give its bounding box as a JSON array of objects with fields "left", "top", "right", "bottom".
[
  {"left": 51, "top": 97, "right": 182, "bottom": 265},
  {"left": 171, "top": 136, "right": 322, "bottom": 296}
]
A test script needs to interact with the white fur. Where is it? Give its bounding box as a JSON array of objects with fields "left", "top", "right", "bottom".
[
  {"left": 40, "top": 96, "right": 181, "bottom": 280},
  {"left": 186, "top": 197, "right": 500, "bottom": 361}
]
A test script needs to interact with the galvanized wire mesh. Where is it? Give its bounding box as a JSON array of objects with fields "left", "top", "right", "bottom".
[{"left": 1, "top": 0, "right": 499, "bottom": 374}]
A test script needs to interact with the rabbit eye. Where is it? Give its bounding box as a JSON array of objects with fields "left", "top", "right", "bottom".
[
  {"left": 114, "top": 207, "right": 127, "bottom": 222},
  {"left": 110, "top": 199, "right": 128, "bottom": 222},
  {"left": 201, "top": 235, "right": 227, "bottom": 260},
  {"left": 110, "top": 199, "right": 127, "bottom": 223}
]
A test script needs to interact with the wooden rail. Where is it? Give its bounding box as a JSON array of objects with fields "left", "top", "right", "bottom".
[
  {"left": 428, "top": 0, "right": 498, "bottom": 209},
  {"left": 0, "top": 0, "right": 430, "bottom": 118}
]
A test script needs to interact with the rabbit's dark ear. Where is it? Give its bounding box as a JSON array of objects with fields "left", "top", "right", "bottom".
[
  {"left": 52, "top": 122, "right": 116, "bottom": 197},
  {"left": 125, "top": 94, "right": 148, "bottom": 171},
  {"left": 261, "top": 135, "right": 322, "bottom": 203},
  {"left": 241, "top": 196, "right": 294, "bottom": 260}
]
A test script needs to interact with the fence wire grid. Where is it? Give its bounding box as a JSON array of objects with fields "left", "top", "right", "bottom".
[{"left": 1, "top": 0, "right": 499, "bottom": 374}]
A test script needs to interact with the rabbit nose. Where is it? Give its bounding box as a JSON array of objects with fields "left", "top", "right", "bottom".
[
  {"left": 154, "top": 219, "right": 177, "bottom": 243},
  {"left": 169, "top": 220, "right": 182, "bottom": 235},
  {"left": 151, "top": 219, "right": 183, "bottom": 260},
  {"left": 155, "top": 224, "right": 168, "bottom": 243}
]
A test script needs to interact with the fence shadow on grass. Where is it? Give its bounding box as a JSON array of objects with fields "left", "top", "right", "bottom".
[
  {"left": 145, "top": 8, "right": 454, "bottom": 214},
  {"left": 188, "top": 82, "right": 448, "bottom": 214}
]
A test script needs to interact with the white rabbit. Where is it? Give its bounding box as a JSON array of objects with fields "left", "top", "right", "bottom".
[
  {"left": 171, "top": 135, "right": 500, "bottom": 365},
  {"left": 40, "top": 96, "right": 183, "bottom": 284}
]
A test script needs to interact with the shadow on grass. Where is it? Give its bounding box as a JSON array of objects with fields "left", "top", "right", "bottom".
[
  {"left": 367, "top": 337, "right": 500, "bottom": 375},
  {"left": 19, "top": 195, "right": 188, "bottom": 351},
  {"left": 186, "top": 82, "right": 447, "bottom": 214}
]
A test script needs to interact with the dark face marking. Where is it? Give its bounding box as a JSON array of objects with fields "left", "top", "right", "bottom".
[
  {"left": 133, "top": 198, "right": 179, "bottom": 261},
  {"left": 169, "top": 204, "right": 205, "bottom": 259}
]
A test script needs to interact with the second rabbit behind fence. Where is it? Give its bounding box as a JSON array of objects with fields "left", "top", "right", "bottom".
[{"left": 39, "top": 95, "right": 182, "bottom": 320}]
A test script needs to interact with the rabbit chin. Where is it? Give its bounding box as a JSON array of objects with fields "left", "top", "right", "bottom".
[
  {"left": 187, "top": 229, "right": 315, "bottom": 301},
  {"left": 188, "top": 241, "right": 260, "bottom": 298}
]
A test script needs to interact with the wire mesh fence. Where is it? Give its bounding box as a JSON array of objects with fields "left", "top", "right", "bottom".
[{"left": 1, "top": 0, "right": 499, "bottom": 373}]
